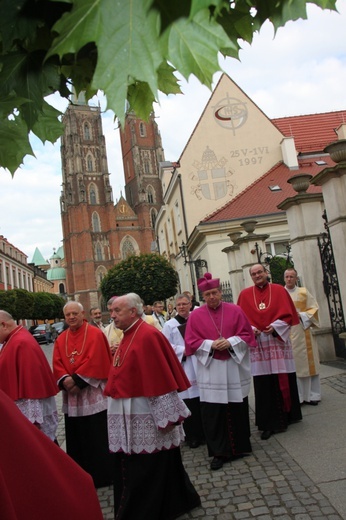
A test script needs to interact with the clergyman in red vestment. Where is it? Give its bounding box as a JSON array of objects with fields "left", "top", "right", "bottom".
[
  {"left": 104, "top": 293, "right": 201, "bottom": 520},
  {"left": 237, "top": 263, "right": 302, "bottom": 441},
  {"left": 0, "top": 310, "right": 58, "bottom": 441},
  {"left": 53, "top": 301, "right": 113, "bottom": 488}
]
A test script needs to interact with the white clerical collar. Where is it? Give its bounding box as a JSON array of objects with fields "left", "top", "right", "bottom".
[{"left": 124, "top": 319, "right": 140, "bottom": 333}]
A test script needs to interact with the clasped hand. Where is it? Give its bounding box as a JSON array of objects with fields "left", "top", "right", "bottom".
[
  {"left": 63, "top": 376, "right": 81, "bottom": 395},
  {"left": 212, "top": 337, "right": 230, "bottom": 350},
  {"left": 254, "top": 326, "right": 273, "bottom": 336}
]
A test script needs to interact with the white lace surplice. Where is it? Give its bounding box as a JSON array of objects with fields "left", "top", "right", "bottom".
[
  {"left": 58, "top": 376, "right": 108, "bottom": 417},
  {"left": 250, "top": 319, "right": 296, "bottom": 376},
  {"left": 16, "top": 396, "right": 58, "bottom": 441},
  {"left": 107, "top": 391, "right": 190, "bottom": 454}
]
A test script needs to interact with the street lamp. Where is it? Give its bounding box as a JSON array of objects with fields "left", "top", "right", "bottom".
[{"left": 178, "top": 241, "right": 208, "bottom": 272}]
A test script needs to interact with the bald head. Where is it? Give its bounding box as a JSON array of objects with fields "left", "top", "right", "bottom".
[{"left": 0, "top": 310, "right": 17, "bottom": 343}]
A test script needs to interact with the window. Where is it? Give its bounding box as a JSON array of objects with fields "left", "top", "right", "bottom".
[
  {"left": 266, "top": 242, "right": 290, "bottom": 256},
  {"left": 147, "top": 187, "right": 154, "bottom": 203},
  {"left": 59, "top": 283, "right": 65, "bottom": 294},
  {"left": 269, "top": 185, "right": 281, "bottom": 192},
  {"left": 139, "top": 122, "right": 146, "bottom": 137},
  {"left": 95, "top": 243, "right": 103, "bottom": 261},
  {"left": 87, "top": 155, "right": 93, "bottom": 172},
  {"left": 150, "top": 208, "right": 157, "bottom": 229},
  {"left": 89, "top": 183, "right": 98, "bottom": 204},
  {"left": 92, "top": 212, "right": 101, "bottom": 232},
  {"left": 122, "top": 238, "right": 136, "bottom": 259},
  {"left": 84, "top": 123, "right": 90, "bottom": 140},
  {"left": 96, "top": 266, "right": 107, "bottom": 288},
  {"left": 144, "top": 160, "right": 150, "bottom": 174}
]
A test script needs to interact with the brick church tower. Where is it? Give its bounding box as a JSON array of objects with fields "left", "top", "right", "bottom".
[
  {"left": 60, "top": 99, "right": 162, "bottom": 311},
  {"left": 119, "top": 111, "right": 164, "bottom": 236}
]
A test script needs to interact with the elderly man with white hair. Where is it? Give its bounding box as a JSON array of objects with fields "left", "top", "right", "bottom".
[{"left": 53, "top": 301, "right": 113, "bottom": 488}]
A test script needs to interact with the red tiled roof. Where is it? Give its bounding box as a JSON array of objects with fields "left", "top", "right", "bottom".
[
  {"left": 203, "top": 156, "right": 334, "bottom": 223},
  {"left": 272, "top": 111, "right": 346, "bottom": 154}
]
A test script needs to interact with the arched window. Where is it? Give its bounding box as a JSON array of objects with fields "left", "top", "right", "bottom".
[
  {"left": 89, "top": 183, "right": 97, "bottom": 204},
  {"left": 144, "top": 159, "right": 150, "bottom": 173},
  {"left": 96, "top": 266, "right": 107, "bottom": 288},
  {"left": 139, "top": 122, "right": 146, "bottom": 137},
  {"left": 95, "top": 243, "right": 103, "bottom": 261},
  {"left": 92, "top": 212, "right": 101, "bottom": 232},
  {"left": 122, "top": 238, "right": 136, "bottom": 259},
  {"left": 84, "top": 123, "right": 90, "bottom": 140},
  {"left": 59, "top": 283, "right": 65, "bottom": 294},
  {"left": 147, "top": 185, "right": 154, "bottom": 203},
  {"left": 87, "top": 155, "right": 93, "bottom": 171}
]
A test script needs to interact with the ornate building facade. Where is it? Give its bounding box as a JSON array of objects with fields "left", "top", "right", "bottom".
[{"left": 60, "top": 101, "right": 164, "bottom": 311}]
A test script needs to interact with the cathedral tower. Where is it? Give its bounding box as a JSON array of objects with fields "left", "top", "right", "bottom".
[
  {"left": 119, "top": 111, "right": 164, "bottom": 240},
  {"left": 60, "top": 101, "right": 117, "bottom": 310},
  {"left": 60, "top": 101, "right": 162, "bottom": 311}
]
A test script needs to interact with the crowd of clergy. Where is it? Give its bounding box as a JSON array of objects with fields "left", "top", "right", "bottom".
[{"left": 0, "top": 263, "right": 321, "bottom": 520}]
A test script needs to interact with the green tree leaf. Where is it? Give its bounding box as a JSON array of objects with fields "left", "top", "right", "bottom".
[
  {"left": 0, "top": 0, "right": 339, "bottom": 172},
  {"left": 32, "top": 101, "right": 64, "bottom": 144},
  {"left": 161, "top": 9, "right": 239, "bottom": 88},
  {"left": 0, "top": 117, "right": 34, "bottom": 174}
]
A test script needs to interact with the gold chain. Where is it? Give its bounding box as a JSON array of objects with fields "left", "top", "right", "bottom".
[
  {"left": 65, "top": 323, "right": 88, "bottom": 364},
  {"left": 113, "top": 320, "right": 143, "bottom": 367},
  {"left": 253, "top": 284, "right": 271, "bottom": 310}
]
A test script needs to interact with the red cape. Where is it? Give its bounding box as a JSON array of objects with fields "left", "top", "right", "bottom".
[
  {"left": 0, "top": 389, "right": 103, "bottom": 520},
  {"left": 237, "top": 283, "right": 300, "bottom": 331},
  {"left": 104, "top": 319, "right": 190, "bottom": 398},
  {"left": 0, "top": 326, "right": 58, "bottom": 400},
  {"left": 53, "top": 321, "right": 112, "bottom": 380}
]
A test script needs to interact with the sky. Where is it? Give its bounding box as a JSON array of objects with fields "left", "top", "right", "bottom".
[{"left": 1, "top": 1, "right": 346, "bottom": 263}]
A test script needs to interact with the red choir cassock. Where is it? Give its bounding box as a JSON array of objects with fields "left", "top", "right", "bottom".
[
  {"left": 237, "top": 283, "right": 299, "bottom": 333},
  {"left": 0, "top": 325, "right": 58, "bottom": 400},
  {"left": 0, "top": 388, "right": 103, "bottom": 520},
  {"left": 53, "top": 320, "right": 112, "bottom": 380},
  {"left": 104, "top": 319, "right": 190, "bottom": 398}
]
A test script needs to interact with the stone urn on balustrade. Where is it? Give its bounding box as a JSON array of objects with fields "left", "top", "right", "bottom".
[
  {"left": 324, "top": 139, "right": 346, "bottom": 163},
  {"left": 287, "top": 173, "right": 312, "bottom": 194}
]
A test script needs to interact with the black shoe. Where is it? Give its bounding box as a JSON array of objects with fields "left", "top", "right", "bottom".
[
  {"left": 188, "top": 440, "right": 201, "bottom": 449},
  {"left": 306, "top": 400, "right": 319, "bottom": 406},
  {"left": 210, "top": 457, "right": 226, "bottom": 470},
  {"left": 261, "top": 430, "right": 272, "bottom": 440}
]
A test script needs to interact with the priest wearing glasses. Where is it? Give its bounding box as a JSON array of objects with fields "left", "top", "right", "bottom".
[
  {"left": 237, "top": 264, "right": 302, "bottom": 441},
  {"left": 185, "top": 273, "right": 256, "bottom": 471}
]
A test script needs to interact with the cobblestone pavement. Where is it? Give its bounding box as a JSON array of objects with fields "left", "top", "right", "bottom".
[{"left": 45, "top": 340, "right": 346, "bottom": 520}]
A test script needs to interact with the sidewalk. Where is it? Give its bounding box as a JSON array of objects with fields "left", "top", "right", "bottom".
[{"left": 51, "top": 345, "right": 346, "bottom": 519}]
